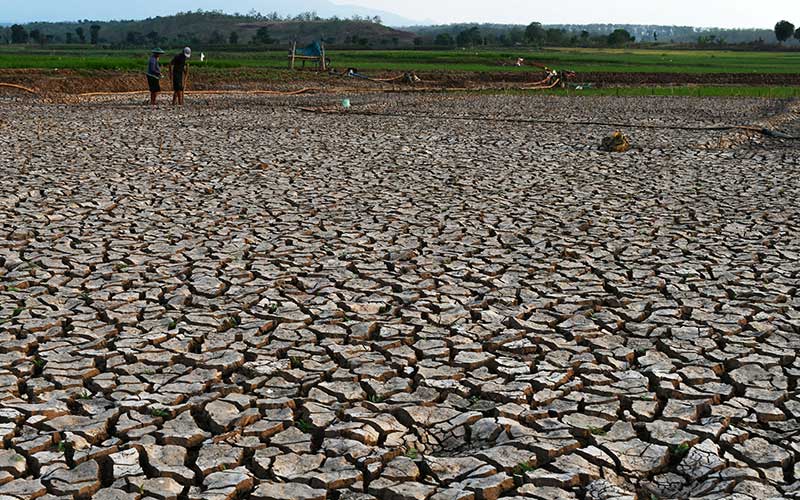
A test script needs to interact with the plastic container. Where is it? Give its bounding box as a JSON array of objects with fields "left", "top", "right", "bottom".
[{"left": 342, "top": 99, "right": 351, "bottom": 109}]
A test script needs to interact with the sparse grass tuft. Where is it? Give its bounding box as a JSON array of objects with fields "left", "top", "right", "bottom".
[
  {"left": 404, "top": 447, "right": 419, "bottom": 460},
  {"left": 513, "top": 462, "right": 536, "bottom": 475},
  {"left": 673, "top": 443, "right": 692, "bottom": 458},
  {"left": 224, "top": 316, "right": 241, "bottom": 329},
  {"left": 589, "top": 426, "right": 607, "bottom": 436},
  {"left": 56, "top": 440, "right": 73, "bottom": 454},
  {"left": 151, "top": 408, "right": 170, "bottom": 418},
  {"left": 295, "top": 419, "right": 314, "bottom": 433}
]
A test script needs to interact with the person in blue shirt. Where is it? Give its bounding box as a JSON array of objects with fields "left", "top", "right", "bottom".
[{"left": 146, "top": 48, "right": 165, "bottom": 106}]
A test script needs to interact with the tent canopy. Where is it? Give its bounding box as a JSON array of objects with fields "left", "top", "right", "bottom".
[{"left": 296, "top": 41, "right": 323, "bottom": 57}]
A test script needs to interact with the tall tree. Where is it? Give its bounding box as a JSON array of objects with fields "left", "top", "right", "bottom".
[
  {"left": 10, "top": 24, "right": 28, "bottom": 44},
  {"left": 435, "top": 33, "right": 454, "bottom": 46},
  {"left": 209, "top": 30, "right": 225, "bottom": 44},
  {"left": 456, "top": 27, "right": 482, "bottom": 47},
  {"left": 229, "top": 31, "right": 240, "bottom": 45},
  {"left": 795, "top": 27, "right": 800, "bottom": 42},
  {"left": 545, "top": 28, "right": 567, "bottom": 45},
  {"left": 525, "top": 22, "right": 546, "bottom": 46},
  {"left": 774, "top": 20, "right": 795, "bottom": 43},
  {"left": 608, "top": 29, "right": 634, "bottom": 46},
  {"left": 29, "top": 29, "right": 43, "bottom": 45},
  {"left": 125, "top": 31, "right": 144, "bottom": 46},
  {"left": 253, "top": 27, "right": 272, "bottom": 45},
  {"left": 508, "top": 28, "right": 525, "bottom": 45},
  {"left": 75, "top": 26, "right": 85, "bottom": 43},
  {"left": 90, "top": 24, "right": 101, "bottom": 45}
]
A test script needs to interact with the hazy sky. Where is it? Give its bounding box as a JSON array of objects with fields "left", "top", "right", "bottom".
[
  {"left": 2, "top": 0, "right": 793, "bottom": 27},
  {"left": 336, "top": 0, "right": 793, "bottom": 28}
]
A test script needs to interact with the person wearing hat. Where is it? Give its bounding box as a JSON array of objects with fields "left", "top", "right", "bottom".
[
  {"left": 168, "top": 47, "right": 191, "bottom": 106},
  {"left": 146, "top": 48, "right": 165, "bottom": 106}
]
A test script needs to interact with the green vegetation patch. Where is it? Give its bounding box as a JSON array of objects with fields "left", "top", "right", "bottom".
[{"left": 2, "top": 46, "right": 799, "bottom": 74}]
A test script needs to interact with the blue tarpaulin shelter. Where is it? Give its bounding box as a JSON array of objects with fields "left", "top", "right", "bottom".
[
  {"left": 296, "top": 41, "right": 323, "bottom": 57},
  {"left": 289, "top": 40, "right": 327, "bottom": 70}
]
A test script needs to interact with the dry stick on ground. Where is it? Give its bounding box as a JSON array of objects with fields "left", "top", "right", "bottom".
[
  {"left": 0, "top": 83, "right": 38, "bottom": 94},
  {"left": 520, "top": 78, "right": 562, "bottom": 90}
]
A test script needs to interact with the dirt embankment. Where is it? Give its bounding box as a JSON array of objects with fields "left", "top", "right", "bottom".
[
  {"left": 576, "top": 72, "right": 800, "bottom": 86},
  {"left": 420, "top": 70, "right": 800, "bottom": 87},
  {"left": 2, "top": 67, "right": 799, "bottom": 96}
]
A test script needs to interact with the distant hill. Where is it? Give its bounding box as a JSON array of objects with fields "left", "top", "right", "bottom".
[
  {"left": 238, "top": 20, "right": 416, "bottom": 46},
  {"left": 21, "top": 11, "right": 417, "bottom": 46},
  {"left": 4, "top": 0, "right": 421, "bottom": 27}
]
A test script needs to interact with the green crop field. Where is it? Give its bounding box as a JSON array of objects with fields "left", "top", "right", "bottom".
[
  {"left": 510, "top": 86, "right": 800, "bottom": 98},
  {"left": 1, "top": 46, "right": 798, "bottom": 74}
]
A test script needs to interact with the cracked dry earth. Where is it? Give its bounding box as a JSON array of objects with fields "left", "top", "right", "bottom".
[{"left": 1, "top": 93, "right": 799, "bottom": 500}]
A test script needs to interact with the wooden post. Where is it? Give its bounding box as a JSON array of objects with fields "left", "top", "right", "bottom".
[
  {"left": 320, "top": 43, "right": 326, "bottom": 71},
  {"left": 290, "top": 41, "right": 296, "bottom": 70}
]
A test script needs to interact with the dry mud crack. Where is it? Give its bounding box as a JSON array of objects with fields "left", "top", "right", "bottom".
[{"left": 0, "top": 93, "right": 799, "bottom": 500}]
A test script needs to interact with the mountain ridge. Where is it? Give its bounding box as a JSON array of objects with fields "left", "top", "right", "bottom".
[{"left": 3, "top": 1, "right": 422, "bottom": 27}]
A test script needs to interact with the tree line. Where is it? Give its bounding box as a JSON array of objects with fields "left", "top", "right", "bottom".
[
  {"left": 427, "top": 23, "right": 636, "bottom": 48},
  {"left": 6, "top": 23, "right": 101, "bottom": 45},
  {"left": 5, "top": 12, "right": 800, "bottom": 49},
  {"left": 774, "top": 20, "right": 800, "bottom": 43}
]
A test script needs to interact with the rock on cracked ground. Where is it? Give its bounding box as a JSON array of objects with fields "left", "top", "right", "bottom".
[{"left": 1, "top": 93, "right": 799, "bottom": 500}]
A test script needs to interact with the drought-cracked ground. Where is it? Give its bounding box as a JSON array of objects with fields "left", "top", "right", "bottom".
[{"left": 1, "top": 93, "right": 799, "bottom": 500}]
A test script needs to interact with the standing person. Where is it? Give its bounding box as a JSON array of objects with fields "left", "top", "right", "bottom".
[
  {"left": 169, "top": 47, "right": 191, "bottom": 106},
  {"left": 146, "top": 48, "right": 165, "bottom": 106}
]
